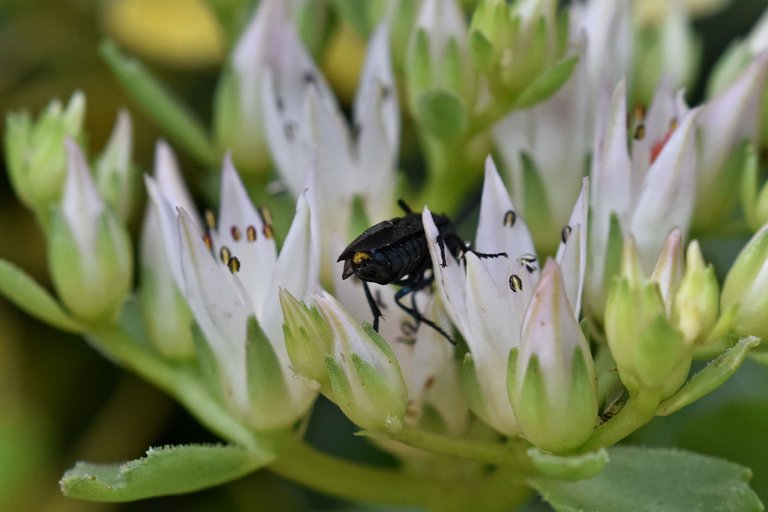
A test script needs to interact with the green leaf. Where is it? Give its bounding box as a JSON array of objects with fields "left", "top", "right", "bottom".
[
  {"left": 514, "top": 56, "right": 578, "bottom": 110},
  {"left": 657, "top": 336, "right": 760, "bottom": 416},
  {"left": 0, "top": 259, "right": 83, "bottom": 333},
  {"left": 60, "top": 444, "right": 274, "bottom": 502},
  {"left": 528, "top": 448, "right": 609, "bottom": 481},
  {"left": 532, "top": 446, "right": 762, "bottom": 512},
  {"left": 415, "top": 89, "right": 467, "bottom": 142},
  {"left": 100, "top": 40, "right": 217, "bottom": 166}
]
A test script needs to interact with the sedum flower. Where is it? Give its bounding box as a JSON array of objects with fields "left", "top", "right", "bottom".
[
  {"left": 508, "top": 260, "right": 597, "bottom": 453},
  {"left": 94, "top": 109, "right": 141, "bottom": 223},
  {"left": 213, "top": 0, "right": 304, "bottom": 175},
  {"left": 48, "top": 140, "right": 133, "bottom": 323},
  {"left": 159, "top": 157, "right": 319, "bottom": 430},
  {"left": 406, "top": 0, "right": 472, "bottom": 123},
  {"left": 312, "top": 291, "right": 408, "bottom": 431},
  {"left": 673, "top": 241, "right": 718, "bottom": 346},
  {"left": 631, "top": 2, "right": 700, "bottom": 105},
  {"left": 422, "top": 157, "right": 588, "bottom": 435},
  {"left": 604, "top": 236, "right": 692, "bottom": 399},
  {"left": 263, "top": 21, "right": 399, "bottom": 281},
  {"left": 586, "top": 79, "right": 699, "bottom": 320},
  {"left": 141, "top": 141, "right": 197, "bottom": 359},
  {"left": 693, "top": 54, "right": 768, "bottom": 231},
  {"left": 492, "top": 32, "right": 591, "bottom": 254},
  {"left": 721, "top": 222, "right": 768, "bottom": 342},
  {"left": 5, "top": 92, "right": 85, "bottom": 215}
]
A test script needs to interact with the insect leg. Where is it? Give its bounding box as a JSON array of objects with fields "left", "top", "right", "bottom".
[
  {"left": 436, "top": 234, "right": 448, "bottom": 267},
  {"left": 393, "top": 278, "right": 456, "bottom": 345},
  {"left": 443, "top": 232, "right": 507, "bottom": 260},
  {"left": 362, "top": 281, "right": 384, "bottom": 331}
]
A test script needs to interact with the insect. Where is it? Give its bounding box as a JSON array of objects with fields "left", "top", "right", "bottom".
[{"left": 337, "top": 200, "right": 506, "bottom": 344}]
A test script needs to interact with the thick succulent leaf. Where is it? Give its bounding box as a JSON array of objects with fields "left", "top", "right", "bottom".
[
  {"left": 532, "top": 446, "right": 762, "bottom": 512},
  {"left": 657, "top": 336, "right": 760, "bottom": 416},
  {"left": 60, "top": 444, "right": 273, "bottom": 502}
]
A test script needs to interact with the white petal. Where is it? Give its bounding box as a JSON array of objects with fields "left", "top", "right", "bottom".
[
  {"left": 464, "top": 253, "right": 523, "bottom": 358},
  {"left": 177, "top": 208, "right": 250, "bottom": 412},
  {"left": 749, "top": 9, "right": 768, "bottom": 54},
  {"left": 518, "top": 260, "right": 588, "bottom": 403},
  {"left": 262, "top": 191, "right": 320, "bottom": 345},
  {"left": 154, "top": 141, "right": 197, "bottom": 215},
  {"left": 214, "top": 156, "right": 277, "bottom": 315},
  {"left": 354, "top": 23, "right": 399, "bottom": 221},
  {"left": 476, "top": 157, "right": 537, "bottom": 283},
  {"left": 556, "top": 177, "right": 589, "bottom": 316},
  {"left": 630, "top": 108, "right": 700, "bottom": 272},
  {"left": 63, "top": 140, "right": 104, "bottom": 255},
  {"left": 589, "top": 81, "right": 631, "bottom": 295},
  {"left": 422, "top": 208, "right": 469, "bottom": 334},
  {"left": 415, "top": 0, "right": 468, "bottom": 62},
  {"left": 698, "top": 54, "right": 768, "bottom": 191}
]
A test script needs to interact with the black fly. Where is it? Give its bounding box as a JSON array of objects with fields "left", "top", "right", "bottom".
[{"left": 337, "top": 200, "right": 506, "bottom": 344}]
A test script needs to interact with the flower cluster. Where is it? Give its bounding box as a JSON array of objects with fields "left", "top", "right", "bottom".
[{"left": 2, "top": 0, "right": 768, "bottom": 509}]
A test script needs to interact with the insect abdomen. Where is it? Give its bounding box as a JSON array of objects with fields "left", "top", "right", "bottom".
[{"left": 382, "top": 233, "right": 428, "bottom": 282}]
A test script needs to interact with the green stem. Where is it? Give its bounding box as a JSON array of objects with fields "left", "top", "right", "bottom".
[
  {"left": 89, "top": 325, "right": 258, "bottom": 450},
  {"left": 421, "top": 133, "right": 488, "bottom": 214},
  {"left": 271, "top": 441, "right": 445, "bottom": 507},
  {"left": 383, "top": 423, "right": 535, "bottom": 473},
  {"left": 577, "top": 389, "right": 660, "bottom": 452},
  {"left": 272, "top": 440, "right": 533, "bottom": 511}
]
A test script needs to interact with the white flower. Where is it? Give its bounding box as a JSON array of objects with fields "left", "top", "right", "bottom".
[
  {"left": 493, "top": 34, "right": 591, "bottom": 252},
  {"left": 587, "top": 79, "right": 700, "bottom": 317},
  {"left": 422, "top": 157, "right": 588, "bottom": 435},
  {"left": 140, "top": 141, "right": 197, "bottom": 359},
  {"left": 263, "top": 22, "right": 399, "bottom": 280},
  {"left": 510, "top": 259, "right": 597, "bottom": 452},
  {"left": 47, "top": 140, "right": 133, "bottom": 322},
  {"left": 214, "top": 0, "right": 306, "bottom": 173},
  {"left": 152, "top": 156, "right": 320, "bottom": 430}
]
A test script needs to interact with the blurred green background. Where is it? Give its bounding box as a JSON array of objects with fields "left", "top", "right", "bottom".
[{"left": 0, "top": 0, "right": 766, "bottom": 510}]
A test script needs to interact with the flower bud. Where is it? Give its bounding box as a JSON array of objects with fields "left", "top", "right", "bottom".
[
  {"left": 721, "top": 222, "right": 768, "bottom": 340},
  {"left": 673, "top": 241, "right": 719, "bottom": 346},
  {"left": 649, "top": 228, "right": 684, "bottom": 315},
  {"left": 604, "top": 238, "right": 690, "bottom": 398},
  {"left": 280, "top": 288, "right": 332, "bottom": 387},
  {"left": 139, "top": 142, "right": 197, "bottom": 359},
  {"left": 48, "top": 141, "right": 133, "bottom": 323},
  {"left": 314, "top": 292, "right": 407, "bottom": 431},
  {"left": 212, "top": 0, "right": 288, "bottom": 175},
  {"left": 95, "top": 110, "right": 140, "bottom": 223},
  {"left": 508, "top": 260, "right": 597, "bottom": 453},
  {"left": 5, "top": 92, "right": 85, "bottom": 213}
]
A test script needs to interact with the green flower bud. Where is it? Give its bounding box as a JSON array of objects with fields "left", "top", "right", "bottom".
[
  {"left": 279, "top": 288, "right": 332, "bottom": 387},
  {"left": 5, "top": 92, "right": 85, "bottom": 214},
  {"left": 649, "top": 228, "right": 684, "bottom": 315},
  {"left": 95, "top": 110, "right": 140, "bottom": 223},
  {"left": 48, "top": 141, "right": 133, "bottom": 324},
  {"left": 508, "top": 261, "right": 597, "bottom": 453},
  {"left": 722, "top": 222, "right": 768, "bottom": 340},
  {"left": 314, "top": 292, "right": 407, "bottom": 431},
  {"left": 673, "top": 241, "right": 719, "bottom": 346},
  {"left": 139, "top": 208, "right": 195, "bottom": 359},
  {"left": 605, "top": 238, "right": 691, "bottom": 398}
]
